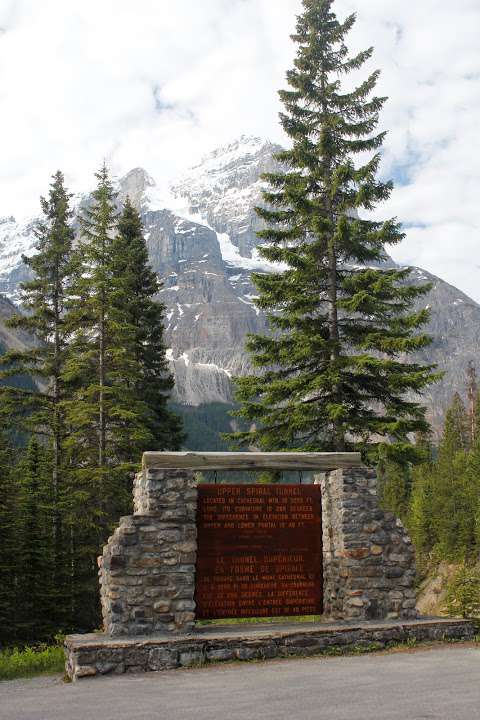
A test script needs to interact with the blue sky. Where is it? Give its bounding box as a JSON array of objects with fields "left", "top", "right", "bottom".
[{"left": 0, "top": 0, "right": 479, "bottom": 299}]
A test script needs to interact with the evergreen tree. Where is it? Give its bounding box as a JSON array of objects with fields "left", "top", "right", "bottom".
[
  {"left": 0, "top": 432, "right": 19, "bottom": 645},
  {"left": 408, "top": 436, "right": 435, "bottom": 556},
  {"left": 378, "top": 459, "right": 411, "bottom": 522},
  {"left": 231, "top": 0, "right": 437, "bottom": 457},
  {"left": 407, "top": 395, "right": 480, "bottom": 562},
  {"left": 61, "top": 165, "right": 123, "bottom": 628},
  {"left": 462, "top": 428, "right": 480, "bottom": 557},
  {"left": 64, "top": 175, "right": 182, "bottom": 492},
  {"left": 64, "top": 164, "right": 119, "bottom": 478},
  {"left": 442, "top": 392, "right": 470, "bottom": 453},
  {"left": 380, "top": 431, "right": 434, "bottom": 526},
  {"left": 16, "top": 438, "right": 56, "bottom": 642},
  {"left": 0, "top": 170, "right": 75, "bottom": 619},
  {"left": 409, "top": 463, "right": 435, "bottom": 557},
  {"left": 110, "top": 198, "right": 183, "bottom": 456},
  {"left": 431, "top": 394, "right": 471, "bottom": 557}
]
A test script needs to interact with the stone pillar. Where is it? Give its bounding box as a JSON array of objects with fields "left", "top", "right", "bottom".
[
  {"left": 318, "top": 467, "right": 417, "bottom": 621},
  {"left": 98, "top": 468, "right": 198, "bottom": 636}
]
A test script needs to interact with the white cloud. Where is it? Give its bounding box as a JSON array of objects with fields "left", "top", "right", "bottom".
[
  {"left": 0, "top": 0, "right": 298, "bottom": 216},
  {"left": 337, "top": 0, "right": 480, "bottom": 297},
  {"left": 0, "top": 0, "right": 479, "bottom": 299}
]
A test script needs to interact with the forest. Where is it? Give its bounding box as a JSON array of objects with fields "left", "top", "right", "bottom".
[{"left": 0, "top": 168, "right": 183, "bottom": 644}]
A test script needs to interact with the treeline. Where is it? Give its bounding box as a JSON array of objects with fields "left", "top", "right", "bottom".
[
  {"left": 0, "top": 168, "right": 183, "bottom": 645},
  {"left": 380, "top": 390, "right": 480, "bottom": 564}
]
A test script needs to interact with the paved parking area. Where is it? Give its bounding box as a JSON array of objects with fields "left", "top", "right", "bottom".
[{"left": 1, "top": 645, "right": 479, "bottom": 720}]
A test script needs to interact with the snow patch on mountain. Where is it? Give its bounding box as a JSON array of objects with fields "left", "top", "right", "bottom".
[
  {"left": 174, "top": 135, "right": 269, "bottom": 196},
  {"left": 0, "top": 214, "right": 38, "bottom": 265}
]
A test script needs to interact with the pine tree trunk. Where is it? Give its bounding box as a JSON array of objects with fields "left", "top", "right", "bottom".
[
  {"left": 321, "top": 68, "right": 345, "bottom": 453},
  {"left": 327, "top": 240, "right": 344, "bottom": 451}
]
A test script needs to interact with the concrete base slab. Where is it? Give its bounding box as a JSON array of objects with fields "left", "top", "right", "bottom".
[{"left": 65, "top": 617, "right": 475, "bottom": 681}]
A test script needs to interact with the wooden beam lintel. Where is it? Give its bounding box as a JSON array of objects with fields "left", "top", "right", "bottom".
[{"left": 142, "top": 451, "right": 363, "bottom": 472}]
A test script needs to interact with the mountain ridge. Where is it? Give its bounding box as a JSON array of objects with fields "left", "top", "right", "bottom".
[{"left": 0, "top": 136, "right": 478, "bottom": 434}]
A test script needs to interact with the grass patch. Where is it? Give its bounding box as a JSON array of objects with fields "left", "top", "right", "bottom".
[{"left": 0, "top": 645, "right": 65, "bottom": 681}]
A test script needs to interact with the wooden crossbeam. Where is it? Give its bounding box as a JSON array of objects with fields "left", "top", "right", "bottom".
[{"left": 142, "top": 451, "right": 363, "bottom": 471}]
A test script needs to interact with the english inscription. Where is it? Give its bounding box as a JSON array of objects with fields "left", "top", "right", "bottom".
[{"left": 195, "top": 484, "right": 323, "bottom": 619}]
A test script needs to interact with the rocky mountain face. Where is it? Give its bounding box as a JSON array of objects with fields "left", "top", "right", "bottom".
[
  {"left": 0, "top": 293, "right": 35, "bottom": 354},
  {"left": 0, "top": 135, "right": 478, "bottom": 434}
]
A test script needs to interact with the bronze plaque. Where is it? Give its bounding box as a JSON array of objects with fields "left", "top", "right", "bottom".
[{"left": 195, "top": 484, "right": 323, "bottom": 619}]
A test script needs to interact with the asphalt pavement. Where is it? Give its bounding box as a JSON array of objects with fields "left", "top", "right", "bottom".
[{"left": 1, "top": 644, "right": 479, "bottom": 720}]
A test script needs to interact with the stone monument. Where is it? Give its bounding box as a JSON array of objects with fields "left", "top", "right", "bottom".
[{"left": 64, "top": 451, "right": 475, "bottom": 680}]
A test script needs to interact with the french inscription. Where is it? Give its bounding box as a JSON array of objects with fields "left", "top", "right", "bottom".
[{"left": 195, "top": 484, "right": 323, "bottom": 619}]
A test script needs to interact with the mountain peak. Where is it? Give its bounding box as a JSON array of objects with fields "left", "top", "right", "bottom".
[
  {"left": 193, "top": 135, "right": 277, "bottom": 174},
  {"left": 118, "top": 167, "right": 156, "bottom": 210},
  {"left": 119, "top": 167, "right": 155, "bottom": 189}
]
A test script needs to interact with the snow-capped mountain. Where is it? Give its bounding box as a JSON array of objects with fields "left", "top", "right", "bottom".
[
  {"left": 1, "top": 135, "right": 479, "bottom": 432},
  {"left": 0, "top": 215, "right": 37, "bottom": 301}
]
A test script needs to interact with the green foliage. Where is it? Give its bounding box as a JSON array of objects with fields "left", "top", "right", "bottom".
[
  {"left": 0, "top": 433, "right": 20, "bottom": 645},
  {"left": 445, "top": 565, "right": 480, "bottom": 619},
  {"left": 0, "top": 643, "right": 65, "bottom": 681},
  {"left": 423, "top": 395, "right": 476, "bottom": 559},
  {"left": 64, "top": 172, "right": 182, "bottom": 471},
  {"left": 0, "top": 170, "right": 75, "bottom": 438},
  {"left": 111, "top": 199, "right": 184, "bottom": 454},
  {"left": 63, "top": 163, "right": 122, "bottom": 477},
  {"left": 15, "top": 439, "right": 57, "bottom": 642},
  {"left": 257, "top": 471, "right": 282, "bottom": 484},
  {"left": 172, "top": 403, "right": 239, "bottom": 451},
  {"left": 60, "top": 169, "right": 183, "bottom": 631},
  {"left": 0, "top": 171, "right": 76, "bottom": 637},
  {"left": 0, "top": 167, "right": 182, "bottom": 643},
  {"left": 231, "top": 0, "right": 437, "bottom": 458},
  {"left": 379, "top": 392, "right": 480, "bottom": 572},
  {"left": 409, "top": 460, "right": 435, "bottom": 557},
  {"left": 0, "top": 435, "right": 63, "bottom": 645},
  {"left": 377, "top": 459, "right": 411, "bottom": 522}
]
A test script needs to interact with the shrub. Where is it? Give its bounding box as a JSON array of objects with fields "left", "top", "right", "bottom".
[
  {"left": 445, "top": 565, "right": 480, "bottom": 619},
  {"left": 0, "top": 644, "right": 64, "bottom": 681}
]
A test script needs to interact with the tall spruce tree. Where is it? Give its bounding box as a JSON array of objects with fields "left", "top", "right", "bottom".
[
  {"left": 64, "top": 164, "right": 119, "bottom": 477},
  {"left": 62, "top": 164, "right": 122, "bottom": 628},
  {"left": 64, "top": 174, "right": 182, "bottom": 480},
  {"left": 0, "top": 170, "right": 74, "bottom": 616},
  {"left": 111, "top": 198, "right": 183, "bottom": 455},
  {"left": 231, "top": 0, "right": 437, "bottom": 457}
]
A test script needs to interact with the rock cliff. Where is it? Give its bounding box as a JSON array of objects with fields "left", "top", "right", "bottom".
[{"left": 0, "top": 136, "right": 478, "bottom": 433}]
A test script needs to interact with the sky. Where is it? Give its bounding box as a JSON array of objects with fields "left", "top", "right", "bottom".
[{"left": 0, "top": 0, "right": 479, "bottom": 299}]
